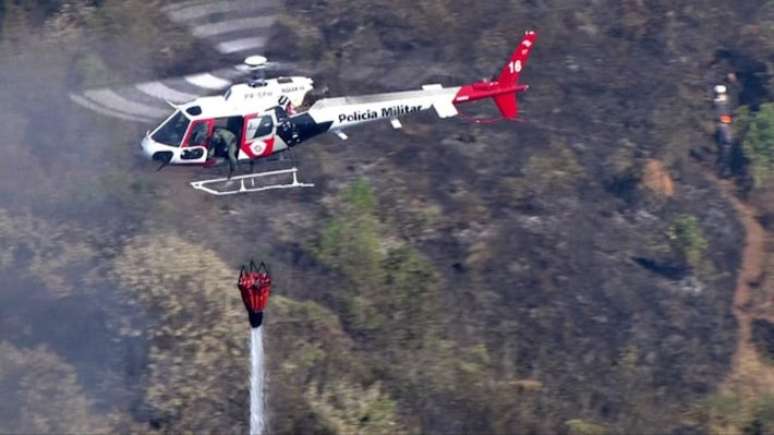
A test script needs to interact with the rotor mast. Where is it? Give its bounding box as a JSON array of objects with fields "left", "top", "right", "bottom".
[{"left": 245, "top": 55, "right": 269, "bottom": 88}]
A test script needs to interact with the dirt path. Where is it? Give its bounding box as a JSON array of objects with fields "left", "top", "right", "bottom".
[
  {"left": 716, "top": 180, "right": 764, "bottom": 358},
  {"left": 712, "top": 177, "right": 774, "bottom": 431}
]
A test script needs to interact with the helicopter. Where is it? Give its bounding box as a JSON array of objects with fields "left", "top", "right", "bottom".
[{"left": 139, "top": 30, "right": 537, "bottom": 195}]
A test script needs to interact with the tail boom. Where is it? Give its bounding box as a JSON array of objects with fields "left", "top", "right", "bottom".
[{"left": 301, "top": 30, "right": 536, "bottom": 131}]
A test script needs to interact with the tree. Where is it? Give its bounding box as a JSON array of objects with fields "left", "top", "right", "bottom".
[
  {"left": 112, "top": 235, "right": 249, "bottom": 433},
  {"left": 306, "top": 380, "right": 406, "bottom": 435},
  {"left": 0, "top": 342, "right": 114, "bottom": 433},
  {"left": 312, "top": 180, "right": 441, "bottom": 345}
]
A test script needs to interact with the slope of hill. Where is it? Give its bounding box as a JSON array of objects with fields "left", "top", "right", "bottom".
[{"left": 0, "top": 0, "right": 772, "bottom": 434}]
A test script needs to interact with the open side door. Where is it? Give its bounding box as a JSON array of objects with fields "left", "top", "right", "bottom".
[{"left": 173, "top": 118, "right": 214, "bottom": 164}]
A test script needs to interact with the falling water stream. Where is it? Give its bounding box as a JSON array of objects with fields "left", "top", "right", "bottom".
[{"left": 250, "top": 326, "right": 265, "bottom": 435}]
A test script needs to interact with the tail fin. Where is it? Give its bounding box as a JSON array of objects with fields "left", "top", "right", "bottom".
[
  {"left": 452, "top": 30, "right": 537, "bottom": 120},
  {"left": 494, "top": 30, "right": 536, "bottom": 119},
  {"left": 493, "top": 93, "right": 519, "bottom": 119},
  {"left": 497, "top": 30, "right": 537, "bottom": 87}
]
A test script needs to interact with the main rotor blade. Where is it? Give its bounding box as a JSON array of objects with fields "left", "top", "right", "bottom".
[
  {"left": 164, "top": 0, "right": 277, "bottom": 56},
  {"left": 71, "top": 0, "right": 286, "bottom": 122},
  {"left": 70, "top": 67, "right": 243, "bottom": 122}
]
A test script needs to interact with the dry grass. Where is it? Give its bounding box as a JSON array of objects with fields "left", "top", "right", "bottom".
[
  {"left": 305, "top": 380, "right": 407, "bottom": 435},
  {"left": 641, "top": 159, "right": 675, "bottom": 198}
]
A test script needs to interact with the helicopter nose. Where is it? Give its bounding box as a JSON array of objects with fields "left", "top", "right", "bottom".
[{"left": 140, "top": 135, "right": 154, "bottom": 159}]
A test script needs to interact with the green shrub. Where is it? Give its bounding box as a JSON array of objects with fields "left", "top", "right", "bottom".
[
  {"left": 704, "top": 392, "right": 750, "bottom": 431},
  {"left": 668, "top": 214, "right": 709, "bottom": 270},
  {"left": 738, "top": 103, "right": 774, "bottom": 188},
  {"left": 565, "top": 419, "right": 609, "bottom": 435},
  {"left": 755, "top": 393, "right": 774, "bottom": 433},
  {"left": 315, "top": 178, "right": 384, "bottom": 293}
]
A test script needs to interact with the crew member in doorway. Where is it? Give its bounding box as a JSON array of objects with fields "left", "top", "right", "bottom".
[{"left": 211, "top": 127, "right": 238, "bottom": 179}]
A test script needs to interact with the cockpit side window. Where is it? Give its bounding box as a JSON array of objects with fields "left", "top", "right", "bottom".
[{"left": 151, "top": 111, "right": 190, "bottom": 147}]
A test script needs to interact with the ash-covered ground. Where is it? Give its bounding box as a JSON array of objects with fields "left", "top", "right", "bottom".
[{"left": 1, "top": 1, "right": 773, "bottom": 434}]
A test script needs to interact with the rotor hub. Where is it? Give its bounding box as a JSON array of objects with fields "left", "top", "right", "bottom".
[{"left": 244, "top": 55, "right": 268, "bottom": 71}]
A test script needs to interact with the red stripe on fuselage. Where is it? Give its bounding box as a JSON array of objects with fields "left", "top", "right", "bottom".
[
  {"left": 240, "top": 136, "right": 276, "bottom": 159},
  {"left": 260, "top": 137, "right": 275, "bottom": 157}
]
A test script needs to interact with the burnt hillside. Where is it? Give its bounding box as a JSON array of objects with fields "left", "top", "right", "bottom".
[{"left": 0, "top": 0, "right": 772, "bottom": 434}]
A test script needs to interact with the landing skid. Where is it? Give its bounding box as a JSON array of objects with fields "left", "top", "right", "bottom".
[{"left": 190, "top": 167, "right": 314, "bottom": 196}]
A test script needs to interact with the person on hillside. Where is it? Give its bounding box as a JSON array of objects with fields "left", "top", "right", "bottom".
[{"left": 714, "top": 84, "right": 735, "bottom": 178}]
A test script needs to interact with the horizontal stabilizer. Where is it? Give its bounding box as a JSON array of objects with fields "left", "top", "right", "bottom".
[
  {"left": 433, "top": 100, "right": 459, "bottom": 118},
  {"left": 332, "top": 130, "right": 348, "bottom": 140}
]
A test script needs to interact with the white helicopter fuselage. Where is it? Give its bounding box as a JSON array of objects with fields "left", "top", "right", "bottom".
[{"left": 140, "top": 30, "right": 538, "bottom": 186}]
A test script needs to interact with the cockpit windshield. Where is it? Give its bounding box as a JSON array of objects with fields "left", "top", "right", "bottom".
[{"left": 151, "top": 111, "right": 190, "bottom": 147}]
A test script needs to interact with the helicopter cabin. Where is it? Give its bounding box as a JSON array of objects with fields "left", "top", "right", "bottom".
[{"left": 146, "top": 76, "right": 313, "bottom": 165}]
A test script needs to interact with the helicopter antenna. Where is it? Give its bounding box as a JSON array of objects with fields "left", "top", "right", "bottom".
[{"left": 244, "top": 55, "right": 268, "bottom": 87}]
